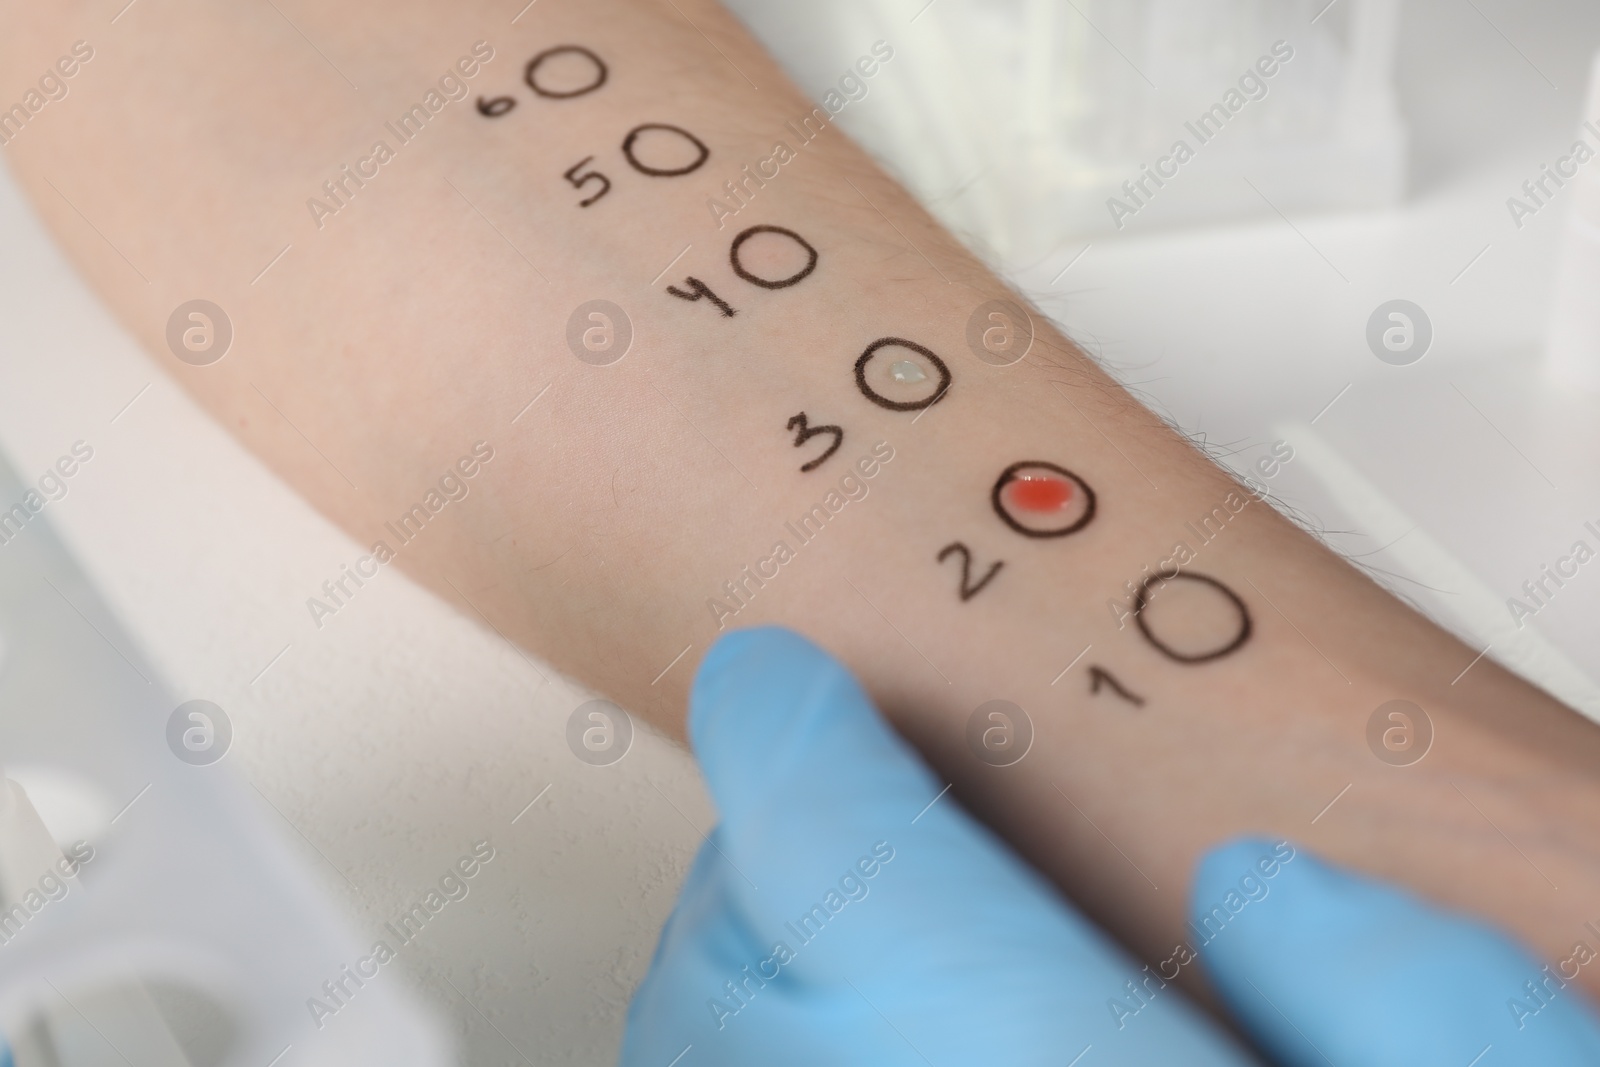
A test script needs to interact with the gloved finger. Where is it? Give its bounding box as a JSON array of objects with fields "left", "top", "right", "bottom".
[
  {"left": 690, "top": 625, "right": 940, "bottom": 845},
  {"left": 619, "top": 833, "right": 768, "bottom": 1066},
  {"left": 688, "top": 625, "right": 1072, "bottom": 955},
  {"left": 1193, "top": 837, "right": 1600, "bottom": 1067},
  {"left": 686, "top": 626, "right": 1257, "bottom": 1065},
  {"left": 621, "top": 831, "right": 925, "bottom": 1067},
  {"left": 622, "top": 829, "right": 937, "bottom": 1067}
]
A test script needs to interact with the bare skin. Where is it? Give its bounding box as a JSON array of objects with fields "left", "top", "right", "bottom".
[{"left": 3, "top": 0, "right": 1596, "bottom": 1007}]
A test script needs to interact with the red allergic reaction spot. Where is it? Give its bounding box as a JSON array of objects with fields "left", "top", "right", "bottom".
[{"left": 1005, "top": 475, "right": 1074, "bottom": 513}]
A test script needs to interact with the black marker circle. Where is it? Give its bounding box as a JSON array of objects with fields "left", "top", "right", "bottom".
[
  {"left": 525, "top": 45, "right": 608, "bottom": 99},
  {"left": 990, "top": 461, "right": 1096, "bottom": 538},
  {"left": 854, "top": 337, "right": 952, "bottom": 412},
  {"left": 622, "top": 123, "right": 710, "bottom": 177},
  {"left": 1133, "top": 572, "right": 1252, "bottom": 664},
  {"left": 729, "top": 225, "right": 818, "bottom": 289}
]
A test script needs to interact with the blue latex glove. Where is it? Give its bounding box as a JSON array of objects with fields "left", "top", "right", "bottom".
[{"left": 620, "top": 627, "right": 1600, "bottom": 1066}]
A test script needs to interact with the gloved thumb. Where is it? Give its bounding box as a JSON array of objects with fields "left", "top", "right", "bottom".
[{"left": 1193, "top": 837, "right": 1600, "bottom": 1067}]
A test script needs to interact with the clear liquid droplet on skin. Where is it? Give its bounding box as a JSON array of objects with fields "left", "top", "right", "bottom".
[{"left": 890, "top": 359, "right": 927, "bottom": 384}]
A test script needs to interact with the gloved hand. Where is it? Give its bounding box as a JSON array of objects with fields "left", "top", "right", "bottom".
[{"left": 619, "top": 626, "right": 1600, "bottom": 1066}]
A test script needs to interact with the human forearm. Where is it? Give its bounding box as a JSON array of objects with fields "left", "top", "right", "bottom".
[{"left": 4, "top": 0, "right": 1599, "bottom": 1001}]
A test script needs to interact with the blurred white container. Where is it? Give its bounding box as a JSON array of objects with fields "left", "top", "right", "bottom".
[
  {"left": 0, "top": 468, "right": 453, "bottom": 1067},
  {"left": 727, "top": 0, "right": 1407, "bottom": 264}
]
